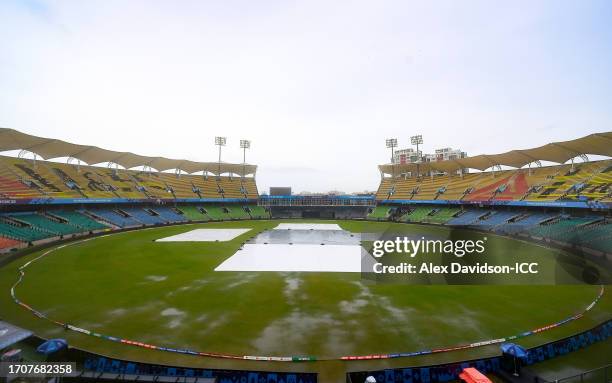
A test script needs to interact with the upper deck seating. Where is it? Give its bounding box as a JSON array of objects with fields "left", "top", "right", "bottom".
[
  {"left": 0, "top": 156, "right": 261, "bottom": 201},
  {"left": 375, "top": 160, "right": 612, "bottom": 203}
]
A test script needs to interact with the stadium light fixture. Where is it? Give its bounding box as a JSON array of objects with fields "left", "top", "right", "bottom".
[
  {"left": 410, "top": 134, "right": 423, "bottom": 159},
  {"left": 385, "top": 138, "right": 398, "bottom": 149},
  {"left": 385, "top": 138, "right": 398, "bottom": 178},
  {"left": 215, "top": 136, "right": 227, "bottom": 176},
  {"left": 240, "top": 139, "right": 251, "bottom": 178},
  {"left": 411, "top": 134, "right": 423, "bottom": 177},
  {"left": 215, "top": 136, "right": 227, "bottom": 146}
]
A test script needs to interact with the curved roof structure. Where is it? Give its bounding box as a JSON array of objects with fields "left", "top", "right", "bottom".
[
  {"left": 379, "top": 131, "right": 612, "bottom": 176},
  {"left": 0, "top": 128, "right": 257, "bottom": 176}
]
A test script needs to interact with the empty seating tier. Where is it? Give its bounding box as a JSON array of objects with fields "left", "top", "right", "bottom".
[
  {"left": 247, "top": 205, "right": 269, "bottom": 219},
  {"left": 0, "top": 155, "right": 259, "bottom": 201},
  {"left": 367, "top": 206, "right": 391, "bottom": 220},
  {"left": 0, "top": 237, "right": 23, "bottom": 250},
  {"left": 376, "top": 159, "right": 611, "bottom": 203},
  {"left": 202, "top": 206, "right": 229, "bottom": 220},
  {"left": 50, "top": 211, "right": 109, "bottom": 231},
  {"left": 177, "top": 206, "right": 209, "bottom": 221}
]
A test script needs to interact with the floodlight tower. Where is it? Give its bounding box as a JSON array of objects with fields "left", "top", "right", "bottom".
[
  {"left": 385, "top": 138, "right": 398, "bottom": 178},
  {"left": 411, "top": 134, "right": 423, "bottom": 176},
  {"left": 215, "top": 136, "right": 227, "bottom": 176},
  {"left": 240, "top": 139, "right": 251, "bottom": 178}
]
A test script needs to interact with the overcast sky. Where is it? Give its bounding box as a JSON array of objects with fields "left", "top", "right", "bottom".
[{"left": 1, "top": 0, "right": 611, "bottom": 193}]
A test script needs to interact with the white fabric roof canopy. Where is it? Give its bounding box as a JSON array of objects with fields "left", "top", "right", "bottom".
[
  {"left": 0, "top": 128, "right": 257, "bottom": 176},
  {"left": 379, "top": 131, "right": 612, "bottom": 175}
]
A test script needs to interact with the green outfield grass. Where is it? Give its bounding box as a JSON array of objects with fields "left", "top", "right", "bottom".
[{"left": 0, "top": 220, "right": 610, "bottom": 381}]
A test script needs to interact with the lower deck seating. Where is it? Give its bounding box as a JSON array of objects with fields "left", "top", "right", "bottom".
[
  {"left": 10, "top": 213, "right": 82, "bottom": 236},
  {"left": 0, "top": 221, "right": 52, "bottom": 242},
  {"left": 226, "top": 206, "right": 250, "bottom": 219},
  {"left": 367, "top": 206, "right": 391, "bottom": 220},
  {"left": 86, "top": 209, "right": 142, "bottom": 228},
  {"left": 586, "top": 234, "right": 612, "bottom": 253},
  {"left": 468, "top": 211, "right": 521, "bottom": 229},
  {"left": 121, "top": 208, "right": 167, "bottom": 225},
  {"left": 150, "top": 207, "right": 188, "bottom": 222},
  {"left": 0, "top": 237, "right": 23, "bottom": 250},
  {"left": 528, "top": 217, "right": 599, "bottom": 240},
  {"left": 446, "top": 210, "right": 487, "bottom": 225},
  {"left": 202, "top": 206, "right": 228, "bottom": 220},
  {"left": 494, "top": 212, "right": 557, "bottom": 234},
  {"left": 247, "top": 205, "right": 269, "bottom": 219},
  {"left": 176, "top": 206, "right": 209, "bottom": 221},
  {"left": 398, "top": 207, "right": 434, "bottom": 222},
  {"left": 369, "top": 204, "right": 611, "bottom": 254},
  {"left": 423, "top": 207, "right": 461, "bottom": 224},
  {"left": 50, "top": 210, "right": 109, "bottom": 231}
]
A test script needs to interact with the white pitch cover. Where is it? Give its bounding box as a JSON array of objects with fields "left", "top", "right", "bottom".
[
  {"left": 156, "top": 228, "right": 251, "bottom": 242},
  {"left": 215, "top": 244, "right": 374, "bottom": 272},
  {"left": 273, "top": 223, "right": 343, "bottom": 231}
]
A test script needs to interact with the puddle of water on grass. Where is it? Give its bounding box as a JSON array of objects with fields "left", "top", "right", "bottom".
[
  {"left": 145, "top": 275, "right": 167, "bottom": 282},
  {"left": 160, "top": 307, "right": 187, "bottom": 329}
]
